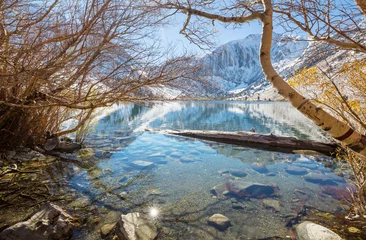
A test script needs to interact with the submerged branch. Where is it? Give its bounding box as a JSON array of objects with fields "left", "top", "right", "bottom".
[{"left": 147, "top": 129, "right": 338, "bottom": 156}]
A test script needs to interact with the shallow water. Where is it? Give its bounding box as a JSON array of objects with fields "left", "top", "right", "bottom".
[
  {"left": 0, "top": 101, "right": 353, "bottom": 239},
  {"left": 68, "top": 101, "right": 350, "bottom": 239}
]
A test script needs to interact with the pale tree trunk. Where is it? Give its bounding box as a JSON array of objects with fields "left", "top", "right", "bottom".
[
  {"left": 355, "top": 0, "right": 366, "bottom": 16},
  {"left": 260, "top": 0, "right": 366, "bottom": 157}
]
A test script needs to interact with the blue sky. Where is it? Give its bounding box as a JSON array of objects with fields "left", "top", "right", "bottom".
[{"left": 159, "top": 13, "right": 264, "bottom": 57}]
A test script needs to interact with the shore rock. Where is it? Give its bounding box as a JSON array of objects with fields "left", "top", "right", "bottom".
[
  {"left": 54, "top": 142, "right": 82, "bottom": 153},
  {"left": 43, "top": 136, "right": 59, "bottom": 151},
  {"left": 116, "top": 212, "right": 157, "bottom": 240},
  {"left": 0, "top": 203, "right": 74, "bottom": 240},
  {"left": 207, "top": 214, "right": 231, "bottom": 231},
  {"left": 296, "top": 221, "right": 342, "bottom": 240}
]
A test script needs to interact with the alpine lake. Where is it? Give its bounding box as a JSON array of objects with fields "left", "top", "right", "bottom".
[{"left": 0, "top": 101, "right": 363, "bottom": 239}]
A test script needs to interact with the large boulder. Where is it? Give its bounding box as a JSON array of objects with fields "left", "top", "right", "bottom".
[
  {"left": 226, "top": 180, "right": 279, "bottom": 198},
  {"left": 116, "top": 212, "right": 157, "bottom": 240},
  {"left": 296, "top": 221, "right": 342, "bottom": 240},
  {"left": 0, "top": 204, "right": 74, "bottom": 240}
]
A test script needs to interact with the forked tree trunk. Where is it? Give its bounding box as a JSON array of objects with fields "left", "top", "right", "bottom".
[{"left": 260, "top": 0, "right": 366, "bottom": 157}]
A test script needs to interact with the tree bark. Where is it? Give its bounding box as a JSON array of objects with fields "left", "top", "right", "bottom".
[
  {"left": 259, "top": 0, "right": 366, "bottom": 157},
  {"left": 355, "top": 0, "right": 366, "bottom": 16},
  {"left": 147, "top": 129, "right": 338, "bottom": 155}
]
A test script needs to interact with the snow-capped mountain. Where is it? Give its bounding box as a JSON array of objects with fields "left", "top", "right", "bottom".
[{"left": 201, "top": 33, "right": 309, "bottom": 93}]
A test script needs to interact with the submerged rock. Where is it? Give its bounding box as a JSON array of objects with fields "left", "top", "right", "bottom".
[
  {"left": 131, "top": 161, "right": 155, "bottom": 169},
  {"left": 263, "top": 199, "right": 281, "bottom": 212},
  {"left": 116, "top": 212, "right": 157, "bottom": 240},
  {"left": 180, "top": 157, "right": 195, "bottom": 163},
  {"left": 286, "top": 166, "right": 308, "bottom": 175},
  {"left": 101, "top": 223, "right": 116, "bottom": 238},
  {"left": 296, "top": 221, "right": 342, "bottom": 240},
  {"left": 219, "top": 169, "right": 248, "bottom": 177},
  {"left": 303, "top": 173, "right": 338, "bottom": 185},
  {"left": 0, "top": 203, "right": 74, "bottom": 240},
  {"left": 226, "top": 180, "right": 279, "bottom": 198},
  {"left": 77, "top": 148, "right": 95, "bottom": 159},
  {"left": 207, "top": 214, "right": 231, "bottom": 231},
  {"left": 210, "top": 183, "right": 227, "bottom": 198},
  {"left": 251, "top": 163, "right": 269, "bottom": 174}
]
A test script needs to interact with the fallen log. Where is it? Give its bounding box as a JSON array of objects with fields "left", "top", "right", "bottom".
[{"left": 146, "top": 129, "right": 338, "bottom": 156}]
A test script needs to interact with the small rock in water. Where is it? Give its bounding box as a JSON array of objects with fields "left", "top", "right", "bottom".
[
  {"left": 180, "top": 157, "right": 195, "bottom": 163},
  {"left": 207, "top": 214, "right": 231, "bottom": 231},
  {"left": 77, "top": 148, "right": 95, "bottom": 159},
  {"left": 263, "top": 199, "right": 281, "bottom": 212},
  {"left": 146, "top": 188, "right": 162, "bottom": 197},
  {"left": 116, "top": 212, "right": 157, "bottom": 240},
  {"left": 131, "top": 161, "right": 155, "bottom": 169},
  {"left": 266, "top": 172, "right": 277, "bottom": 177},
  {"left": 219, "top": 169, "right": 247, "bottom": 177},
  {"left": 210, "top": 183, "right": 227, "bottom": 198},
  {"left": 348, "top": 227, "right": 361, "bottom": 233},
  {"left": 100, "top": 223, "right": 116, "bottom": 238},
  {"left": 296, "top": 221, "right": 342, "bottom": 240},
  {"left": 286, "top": 166, "right": 308, "bottom": 175},
  {"left": 251, "top": 163, "right": 269, "bottom": 174}
]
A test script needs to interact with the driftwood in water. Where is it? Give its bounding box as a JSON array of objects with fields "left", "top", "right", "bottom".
[{"left": 147, "top": 129, "right": 338, "bottom": 156}]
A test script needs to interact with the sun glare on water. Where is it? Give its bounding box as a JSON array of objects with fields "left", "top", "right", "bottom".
[{"left": 149, "top": 207, "right": 159, "bottom": 219}]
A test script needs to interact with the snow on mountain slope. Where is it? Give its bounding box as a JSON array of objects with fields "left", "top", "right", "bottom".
[{"left": 201, "top": 33, "right": 308, "bottom": 92}]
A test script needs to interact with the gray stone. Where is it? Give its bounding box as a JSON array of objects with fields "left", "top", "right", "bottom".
[
  {"left": 296, "top": 221, "right": 342, "bottom": 240},
  {"left": 5, "top": 151, "right": 16, "bottom": 160},
  {"left": 116, "top": 212, "right": 157, "bottom": 240},
  {"left": 286, "top": 166, "right": 308, "bottom": 175},
  {"left": 207, "top": 214, "right": 231, "bottom": 231},
  {"left": 43, "top": 136, "right": 59, "bottom": 151},
  {"left": 101, "top": 223, "right": 116, "bottom": 238},
  {"left": 0, "top": 203, "right": 74, "bottom": 240},
  {"left": 263, "top": 199, "right": 281, "bottom": 212},
  {"left": 131, "top": 161, "right": 155, "bottom": 169}
]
